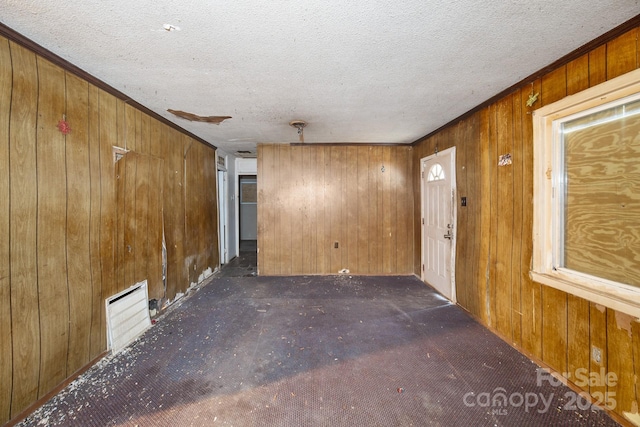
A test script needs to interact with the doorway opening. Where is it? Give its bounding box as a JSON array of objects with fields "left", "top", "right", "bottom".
[{"left": 221, "top": 174, "right": 257, "bottom": 277}]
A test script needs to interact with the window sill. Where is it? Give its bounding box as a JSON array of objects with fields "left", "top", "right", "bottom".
[{"left": 530, "top": 271, "right": 640, "bottom": 318}]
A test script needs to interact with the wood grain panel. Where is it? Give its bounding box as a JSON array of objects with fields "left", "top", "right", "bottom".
[
  {"left": 370, "top": 146, "right": 383, "bottom": 271},
  {"left": 632, "top": 320, "right": 640, "bottom": 415},
  {"left": 316, "top": 146, "right": 328, "bottom": 274},
  {"left": 192, "top": 142, "right": 205, "bottom": 279},
  {"left": 607, "top": 310, "right": 636, "bottom": 415},
  {"left": 487, "top": 103, "right": 498, "bottom": 327},
  {"left": 340, "top": 147, "right": 350, "bottom": 271},
  {"left": 98, "top": 88, "right": 117, "bottom": 303},
  {"left": 567, "top": 295, "right": 590, "bottom": 383},
  {"left": 510, "top": 90, "right": 523, "bottom": 347},
  {"left": 356, "top": 147, "right": 369, "bottom": 273},
  {"left": 465, "top": 122, "right": 478, "bottom": 309},
  {"left": 607, "top": 29, "right": 638, "bottom": 80},
  {"left": 494, "top": 95, "right": 514, "bottom": 339},
  {"left": 330, "top": 147, "right": 346, "bottom": 274},
  {"left": 589, "top": 303, "right": 608, "bottom": 405},
  {"left": 87, "top": 84, "right": 104, "bottom": 359},
  {"left": 477, "top": 108, "right": 491, "bottom": 324},
  {"left": 122, "top": 152, "right": 138, "bottom": 290},
  {"left": 462, "top": 115, "right": 481, "bottom": 318},
  {"left": 174, "top": 134, "right": 187, "bottom": 291},
  {"left": 258, "top": 144, "right": 413, "bottom": 275},
  {"left": 396, "top": 147, "right": 411, "bottom": 273},
  {"left": 65, "top": 72, "right": 92, "bottom": 376},
  {"left": 567, "top": 54, "right": 589, "bottom": 95},
  {"left": 257, "top": 144, "right": 272, "bottom": 274},
  {"left": 124, "top": 102, "right": 136, "bottom": 152},
  {"left": 454, "top": 123, "right": 468, "bottom": 308},
  {"left": 9, "top": 41, "right": 40, "bottom": 416},
  {"left": 134, "top": 153, "right": 150, "bottom": 284},
  {"left": 390, "top": 147, "right": 400, "bottom": 273},
  {"left": 301, "top": 146, "right": 314, "bottom": 274},
  {"left": 36, "top": 57, "right": 70, "bottom": 397},
  {"left": 162, "top": 130, "right": 183, "bottom": 298},
  {"left": 184, "top": 141, "right": 198, "bottom": 283},
  {"left": 589, "top": 45, "right": 607, "bottom": 86},
  {"left": 541, "top": 66, "right": 567, "bottom": 107},
  {"left": 114, "top": 152, "right": 126, "bottom": 292},
  {"left": 140, "top": 112, "right": 150, "bottom": 155},
  {"left": 519, "top": 78, "right": 542, "bottom": 359},
  {"left": 0, "top": 36, "right": 12, "bottom": 423},
  {"left": 280, "top": 144, "right": 292, "bottom": 275},
  {"left": 291, "top": 147, "right": 303, "bottom": 273},
  {"left": 541, "top": 286, "right": 568, "bottom": 375},
  {"left": 147, "top": 156, "right": 164, "bottom": 300}
]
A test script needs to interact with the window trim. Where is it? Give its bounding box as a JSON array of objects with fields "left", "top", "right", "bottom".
[{"left": 532, "top": 67, "right": 640, "bottom": 318}]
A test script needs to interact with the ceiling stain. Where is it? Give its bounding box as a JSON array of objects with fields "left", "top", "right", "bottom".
[{"left": 168, "top": 109, "right": 232, "bottom": 124}]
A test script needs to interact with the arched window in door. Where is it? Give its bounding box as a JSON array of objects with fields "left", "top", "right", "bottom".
[{"left": 427, "top": 163, "right": 445, "bottom": 182}]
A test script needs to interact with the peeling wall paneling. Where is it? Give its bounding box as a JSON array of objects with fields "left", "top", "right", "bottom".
[
  {"left": 0, "top": 35, "right": 219, "bottom": 424},
  {"left": 146, "top": 154, "right": 164, "bottom": 300}
]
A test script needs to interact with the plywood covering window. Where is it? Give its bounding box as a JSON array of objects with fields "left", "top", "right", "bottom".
[{"left": 532, "top": 68, "right": 640, "bottom": 317}]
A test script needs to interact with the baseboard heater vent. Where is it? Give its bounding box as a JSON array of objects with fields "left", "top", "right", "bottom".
[{"left": 106, "top": 280, "right": 151, "bottom": 353}]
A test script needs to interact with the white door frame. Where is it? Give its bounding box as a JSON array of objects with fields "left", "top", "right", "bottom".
[
  {"left": 217, "top": 153, "right": 229, "bottom": 265},
  {"left": 217, "top": 168, "right": 228, "bottom": 264},
  {"left": 420, "top": 147, "right": 457, "bottom": 302}
]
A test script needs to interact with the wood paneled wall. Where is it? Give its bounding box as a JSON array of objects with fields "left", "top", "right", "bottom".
[
  {"left": 414, "top": 26, "right": 640, "bottom": 423},
  {"left": 258, "top": 144, "right": 414, "bottom": 275},
  {"left": 0, "top": 37, "right": 219, "bottom": 423}
]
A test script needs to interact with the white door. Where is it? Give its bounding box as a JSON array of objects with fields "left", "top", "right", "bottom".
[{"left": 421, "top": 147, "right": 456, "bottom": 302}]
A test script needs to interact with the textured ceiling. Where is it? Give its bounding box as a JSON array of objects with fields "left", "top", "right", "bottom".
[{"left": 1, "top": 1, "right": 639, "bottom": 156}]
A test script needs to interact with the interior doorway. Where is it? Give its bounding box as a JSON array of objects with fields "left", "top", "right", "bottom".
[
  {"left": 420, "top": 147, "right": 457, "bottom": 302},
  {"left": 239, "top": 175, "right": 257, "bottom": 243}
]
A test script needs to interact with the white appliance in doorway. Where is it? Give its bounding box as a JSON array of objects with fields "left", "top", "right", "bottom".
[{"left": 420, "top": 147, "right": 457, "bottom": 302}]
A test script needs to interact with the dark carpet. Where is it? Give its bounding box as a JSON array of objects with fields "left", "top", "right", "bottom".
[{"left": 17, "top": 273, "right": 619, "bottom": 426}]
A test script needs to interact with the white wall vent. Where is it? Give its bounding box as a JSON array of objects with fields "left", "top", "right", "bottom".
[{"left": 106, "top": 280, "right": 151, "bottom": 353}]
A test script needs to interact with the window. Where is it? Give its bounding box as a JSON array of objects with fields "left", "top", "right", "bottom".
[
  {"left": 427, "top": 163, "right": 445, "bottom": 182},
  {"left": 532, "top": 67, "right": 640, "bottom": 318}
]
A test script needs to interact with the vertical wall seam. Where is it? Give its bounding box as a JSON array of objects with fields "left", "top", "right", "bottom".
[
  {"left": 5, "top": 37, "right": 14, "bottom": 422},
  {"left": 33, "top": 52, "right": 42, "bottom": 403},
  {"left": 64, "top": 71, "right": 71, "bottom": 379}
]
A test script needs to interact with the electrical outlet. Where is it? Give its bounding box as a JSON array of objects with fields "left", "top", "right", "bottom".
[
  {"left": 334, "top": 242, "right": 339, "bottom": 249},
  {"left": 461, "top": 196, "right": 467, "bottom": 207}
]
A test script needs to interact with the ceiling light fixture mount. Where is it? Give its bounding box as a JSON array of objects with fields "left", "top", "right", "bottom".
[{"left": 289, "top": 120, "right": 307, "bottom": 142}]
